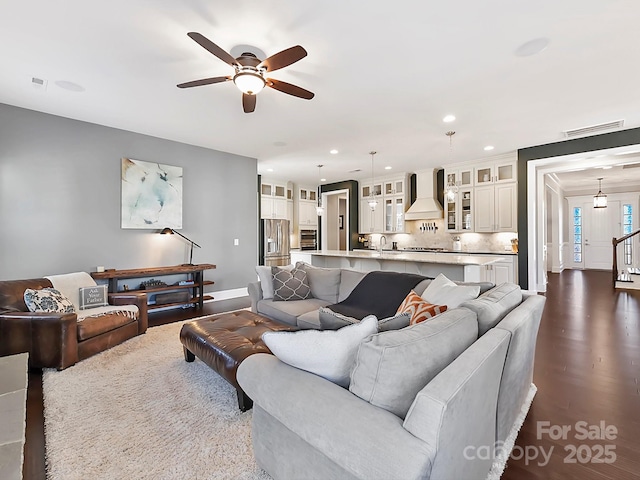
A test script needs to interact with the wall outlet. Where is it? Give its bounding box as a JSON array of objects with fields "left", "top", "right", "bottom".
[{"left": 234, "top": 238, "right": 239, "bottom": 246}]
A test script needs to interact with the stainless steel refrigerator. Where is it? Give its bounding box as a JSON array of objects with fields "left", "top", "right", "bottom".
[{"left": 260, "top": 219, "right": 291, "bottom": 266}]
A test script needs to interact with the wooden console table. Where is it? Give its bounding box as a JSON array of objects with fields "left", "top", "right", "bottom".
[{"left": 91, "top": 264, "right": 216, "bottom": 311}]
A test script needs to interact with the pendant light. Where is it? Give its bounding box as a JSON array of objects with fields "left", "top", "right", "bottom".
[
  {"left": 368, "top": 151, "right": 378, "bottom": 211},
  {"left": 316, "top": 164, "right": 324, "bottom": 216},
  {"left": 593, "top": 177, "right": 607, "bottom": 208},
  {"left": 444, "top": 131, "right": 458, "bottom": 202}
]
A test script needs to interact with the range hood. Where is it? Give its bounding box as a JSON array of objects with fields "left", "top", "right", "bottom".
[{"left": 405, "top": 168, "right": 444, "bottom": 220}]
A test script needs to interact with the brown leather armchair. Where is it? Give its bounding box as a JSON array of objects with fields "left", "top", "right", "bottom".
[{"left": 0, "top": 276, "right": 148, "bottom": 370}]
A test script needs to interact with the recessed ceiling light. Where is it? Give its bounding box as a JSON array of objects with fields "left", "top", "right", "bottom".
[
  {"left": 484, "top": 145, "right": 495, "bottom": 151},
  {"left": 515, "top": 37, "right": 550, "bottom": 57},
  {"left": 266, "top": 168, "right": 274, "bottom": 172},
  {"left": 601, "top": 166, "right": 613, "bottom": 169},
  {"left": 443, "top": 115, "right": 456, "bottom": 123},
  {"left": 330, "top": 149, "right": 339, "bottom": 154},
  {"left": 321, "top": 178, "right": 327, "bottom": 182},
  {"left": 385, "top": 166, "right": 392, "bottom": 170}
]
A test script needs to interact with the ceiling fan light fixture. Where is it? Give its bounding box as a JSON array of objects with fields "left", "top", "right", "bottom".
[{"left": 233, "top": 70, "right": 265, "bottom": 95}]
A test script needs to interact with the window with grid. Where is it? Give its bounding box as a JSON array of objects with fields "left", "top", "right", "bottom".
[
  {"left": 573, "top": 207, "right": 582, "bottom": 263},
  {"left": 623, "top": 204, "right": 633, "bottom": 265}
]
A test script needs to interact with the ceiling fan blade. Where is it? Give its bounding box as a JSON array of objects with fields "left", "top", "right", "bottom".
[
  {"left": 187, "top": 32, "right": 238, "bottom": 67},
  {"left": 267, "top": 78, "right": 315, "bottom": 100},
  {"left": 259, "top": 45, "right": 307, "bottom": 72},
  {"left": 243, "top": 93, "right": 257, "bottom": 113},
  {"left": 177, "top": 76, "right": 231, "bottom": 88}
]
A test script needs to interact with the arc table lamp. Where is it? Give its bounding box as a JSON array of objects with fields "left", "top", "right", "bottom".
[{"left": 160, "top": 228, "right": 201, "bottom": 265}]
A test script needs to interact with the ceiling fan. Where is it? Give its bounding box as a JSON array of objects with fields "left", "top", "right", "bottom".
[{"left": 177, "top": 32, "right": 314, "bottom": 113}]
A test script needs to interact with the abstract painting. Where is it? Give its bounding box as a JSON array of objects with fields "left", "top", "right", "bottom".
[{"left": 121, "top": 158, "right": 183, "bottom": 229}]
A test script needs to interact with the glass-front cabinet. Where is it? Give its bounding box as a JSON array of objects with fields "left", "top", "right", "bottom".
[
  {"left": 475, "top": 158, "right": 517, "bottom": 185},
  {"left": 445, "top": 188, "right": 473, "bottom": 232},
  {"left": 384, "top": 196, "right": 405, "bottom": 232}
]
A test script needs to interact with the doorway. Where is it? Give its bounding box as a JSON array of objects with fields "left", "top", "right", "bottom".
[
  {"left": 321, "top": 189, "right": 349, "bottom": 251},
  {"left": 583, "top": 200, "right": 621, "bottom": 269}
]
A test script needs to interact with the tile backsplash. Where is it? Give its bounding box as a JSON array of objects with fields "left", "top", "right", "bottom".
[{"left": 363, "top": 219, "right": 517, "bottom": 253}]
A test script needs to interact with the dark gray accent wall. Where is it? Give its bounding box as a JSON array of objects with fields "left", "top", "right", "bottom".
[
  {"left": 320, "top": 180, "right": 359, "bottom": 250},
  {"left": 0, "top": 103, "right": 258, "bottom": 292},
  {"left": 517, "top": 127, "right": 640, "bottom": 289}
]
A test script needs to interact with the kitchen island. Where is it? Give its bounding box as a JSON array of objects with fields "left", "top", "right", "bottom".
[{"left": 290, "top": 250, "right": 512, "bottom": 282}]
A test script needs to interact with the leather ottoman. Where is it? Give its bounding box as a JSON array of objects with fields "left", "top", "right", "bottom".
[{"left": 179, "top": 310, "right": 294, "bottom": 411}]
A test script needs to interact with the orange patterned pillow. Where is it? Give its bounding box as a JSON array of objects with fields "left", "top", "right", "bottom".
[{"left": 396, "top": 290, "right": 447, "bottom": 325}]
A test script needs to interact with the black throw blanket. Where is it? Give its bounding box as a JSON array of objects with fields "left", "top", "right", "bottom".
[{"left": 328, "top": 271, "right": 429, "bottom": 320}]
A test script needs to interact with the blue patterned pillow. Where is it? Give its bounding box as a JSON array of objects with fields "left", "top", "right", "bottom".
[{"left": 24, "top": 288, "right": 75, "bottom": 313}]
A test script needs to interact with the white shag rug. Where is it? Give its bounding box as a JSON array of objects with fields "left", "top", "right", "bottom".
[
  {"left": 43, "top": 317, "right": 271, "bottom": 480},
  {"left": 43, "top": 314, "right": 535, "bottom": 480},
  {"left": 485, "top": 384, "right": 538, "bottom": 480}
]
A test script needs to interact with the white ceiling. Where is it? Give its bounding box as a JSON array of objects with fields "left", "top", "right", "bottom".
[{"left": 2, "top": 0, "right": 640, "bottom": 187}]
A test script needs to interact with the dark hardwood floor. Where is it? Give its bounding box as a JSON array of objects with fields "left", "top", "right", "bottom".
[{"left": 22, "top": 272, "right": 640, "bottom": 479}]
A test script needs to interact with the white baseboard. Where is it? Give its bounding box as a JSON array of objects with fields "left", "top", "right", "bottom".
[{"left": 204, "top": 287, "right": 248, "bottom": 302}]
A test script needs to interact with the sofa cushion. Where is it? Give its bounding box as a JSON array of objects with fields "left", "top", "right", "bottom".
[
  {"left": 421, "top": 273, "right": 480, "bottom": 308},
  {"left": 461, "top": 282, "right": 522, "bottom": 336},
  {"left": 297, "top": 263, "right": 341, "bottom": 303},
  {"left": 349, "top": 307, "right": 478, "bottom": 418},
  {"left": 76, "top": 310, "right": 138, "bottom": 341},
  {"left": 258, "top": 298, "right": 330, "bottom": 326},
  {"left": 24, "top": 288, "right": 75, "bottom": 314},
  {"left": 397, "top": 290, "right": 447, "bottom": 325},
  {"left": 262, "top": 316, "right": 378, "bottom": 388},
  {"left": 296, "top": 309, "right": 322, "bottom": 330},
  {"left": 337, "top": 269, "right": 366, "bottom": 302},
  {"left": 272, "top": 266, "right": 311, "bottom": 301},
  {"left": 255, "top": 265, "right": 293, "bottom": 300},
  {"left": 318, "top": 307, "right": 411, "bottom": 332}
]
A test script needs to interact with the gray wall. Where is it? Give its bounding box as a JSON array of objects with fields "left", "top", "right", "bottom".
[{"left": 0, "top": 103, "right": 258, "bottom": 293}]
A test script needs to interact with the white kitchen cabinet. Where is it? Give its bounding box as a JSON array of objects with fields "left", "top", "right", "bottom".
[
  {"left": 479, "top": 256, "right": 516, "bottom": 284},
  {"left": 297, "top": 185, "right": 319, "bottom": 227},
  {"left": 359, "top": 174, "right": 408, "bottom": 234},
  {"left": 474, "top": 183, "right": 517, "bottom": 232},
  {"left": 298, "top": 201, "right": 318, "bottom": 227},
  {"left": 360, "top": 199, "right": 384, "bottom": 233},
  {"left": 445, "top": 188, "right": 473, "bottom": 232},
  {"left": 261, "top": 180, "right": 288, "bottom": 219},
  {"left": 384, "top": 195, "right": 405, "bottom": 232},
  {"left": 474, "top": 158, "right": 517, "bottom": 185},
  {"left": 444, "top": 167, "right": 473, "bottom": 188}
]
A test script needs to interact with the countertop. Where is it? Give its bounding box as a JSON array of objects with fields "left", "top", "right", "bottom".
[
  {"left": 292, "top": 249, "right": 502, "bottom": 266},
  {"left": 354, "top": 248, "right": 517, "bottom": 256}
]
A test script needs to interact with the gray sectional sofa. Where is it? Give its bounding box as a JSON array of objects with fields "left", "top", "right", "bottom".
[
  {"left": 240, "top": 264, "right": 546, "bottom": 480},
  {"left": 248, "top": 264, "right": 493, "bottom": 329}
]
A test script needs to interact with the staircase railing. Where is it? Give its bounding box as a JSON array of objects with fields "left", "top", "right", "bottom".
[{"left": 612, "top": 228, "right": 640, "bottom": 286}]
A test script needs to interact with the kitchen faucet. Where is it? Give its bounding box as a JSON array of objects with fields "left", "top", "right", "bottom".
[{"left": 379, "top": 235, "right": 387, "bottom": 253}]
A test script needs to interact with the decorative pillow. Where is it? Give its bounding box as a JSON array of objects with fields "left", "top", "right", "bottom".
[
  {"left": 79, "top": 285, "right": 109, "bottom": 310},
  {"left": 421, "top": 273, "right": 480, "bottom": 308},
  {"left": 262, "top": 316, "right": 378, "bottom": 387},
  {"left": 24, "top": 288, "right": 75, "bottom": 313},
  {"left": 397, "top": 290, "right": 447, "bottom": 325},
  {"left": 349, "top": 309, "right": 478, "bottom": 418},
  {"left": 256, "top": 265, "right": 293, "bottom": 300},
  {"left": 272, "top": 266, "right": 311, "bottom": 301},
  {"left": 296, "top": 262, "right": 341, "bottom": 303}
]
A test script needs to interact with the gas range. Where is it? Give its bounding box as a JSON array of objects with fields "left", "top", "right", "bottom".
[{"left": 402, "top": 247, "right": 448, "bottom": 252}]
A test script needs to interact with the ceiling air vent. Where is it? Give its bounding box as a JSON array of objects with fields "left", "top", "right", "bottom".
[{"left": 563, "top": 120, "right": 624, "bottom": 139}]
